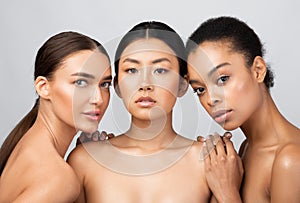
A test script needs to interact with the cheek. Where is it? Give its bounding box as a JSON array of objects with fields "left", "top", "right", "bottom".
[
  {"left": 101, "top": 91, "right": 110, "bottom": 112},
  {"left": 198, "top": 95, "right": 211, "bottom": 114},
  {"left": 226, "top": 78, "right": 262, "bottom": 114},
  {"left": 52, "top": 86, "right": 76, "bottom": 122}
]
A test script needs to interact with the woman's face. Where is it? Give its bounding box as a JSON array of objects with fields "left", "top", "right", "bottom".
[
  {"left": 187, "top": 41, "right": 263, "bottom": 131},
  {"left": 49, "top": 50, "right": 112, "bottom": 133},
  {"left": 117, "top": 38, "right": 182, "bottom": 121}
]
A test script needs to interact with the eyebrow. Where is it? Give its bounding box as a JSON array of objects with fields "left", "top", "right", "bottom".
[
  {"left": 121, "top": 57, "right": 171, "bottom": 65},
  {"left": 102, "top": 75, "right": 113, "bottom": 80},
  {"left": 122, "top": 58, "right": 140, "bottom": 64},
  {"left": 151, "top": 58, "right": 171, "bottom": 64},
  {"left": 207, "top": 62, "right": 231, "bottom": 77},
  {"left": 71, "top": 72, "right": 95, "bottom": 79},
  {"left": 71, "top": 72, "right": 113, "bottom": 80},
  {"left": 189, "top": 79, "right": 201, "bottom": 85}
]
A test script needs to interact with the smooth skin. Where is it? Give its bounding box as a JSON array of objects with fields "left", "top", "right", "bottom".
[
  {"left": 68, "top": 38, "right": 212, "bottom": 203},
  {"left": 0, "top": 50, "right": 112, "bottom": 202},
  {"left": 188, "top": 41, "right": 300, "bottom": 203}
]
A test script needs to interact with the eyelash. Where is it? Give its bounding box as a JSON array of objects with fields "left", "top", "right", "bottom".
[
  {"left": 125, "top": 67, "right": 169, "bottom": 75},
  {"left": 100, "top": 81, "right": 112, "bottom": 89},
  {"left": 74, "top": 79, "right": 88, "bottom": 87},
  {"left": 153, "top": 67, "right": 169, "bottom": 75},
  {"left": 216, "top": 75, "right": 230, "bottom": 86},
  {"left": 126, "top": 68, "right": 138, "bottom": 74},
  {"left": 193, "top": 87, "right": 205, "bottom": 96}
]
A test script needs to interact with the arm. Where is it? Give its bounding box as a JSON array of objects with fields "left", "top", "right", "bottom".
[
  {"left": 67, "top": 146, "right": 88, "bottom": 203},
  {"left": 204, "top": 135, "right": 243, "bottom": 203},
  {"left": 270, "top": 144, "right": 300, "bottom": 203}
]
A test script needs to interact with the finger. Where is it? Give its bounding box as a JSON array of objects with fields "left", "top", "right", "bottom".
[
  {"left": 92, "top": 131, "right": 101, "bottom": 141},
  {"left": 197, "top": 135, "right": 206, "bottom": 142},
  {"left": 199, "top": 141, "right": 210, "bottom": 161},
  {"left": 222, "top": 136, "right": 237, "bottom": 156},
  {"left": 214, "top": 135, "right": 226, "bottom": 157},
  {"left": 223, "top": 131, "right": 232, "bottom": 139},
  {"left": 79, "top": 132, "right": 88, "bottom": 143},
  {"left": 206, "top": 135, "right": 217, "bottom": 162},
  {"left": 209, "top": 132, "right": 221, "bottom": 146},
  {"left": 203, "top": 143, "right": 212, "bottom": 170},
  {"left": 100, "top": 131, "right": 106, "bottom": 141},
  {"left": 107, "top": 133, "right": 115, "bottom": 139},
  {"left": 205, "top": 134, "right": 216, "bottom": 154},
  {"left": 76, "top": 137, "right": 83, "bottom": 145},
  {"left": 84, "top": 132, "right": 92, "bottom": 139}
]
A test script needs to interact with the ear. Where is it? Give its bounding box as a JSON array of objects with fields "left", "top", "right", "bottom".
[
  {"left": 34, "top": 76, "right": 50, "bottom": 99},
  {"left": 113, "top": 76, "right": 122, "bottom": 98},
  {"left": 251, "top": 56, "right": 267, "bottom": 83},
  {"left": 177, "top": 74, "right": 189, "bottom": 97}
]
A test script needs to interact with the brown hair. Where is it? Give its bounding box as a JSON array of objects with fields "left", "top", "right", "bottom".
[{"left": 0, "top": 31, "right": 109, "bottom": 175}]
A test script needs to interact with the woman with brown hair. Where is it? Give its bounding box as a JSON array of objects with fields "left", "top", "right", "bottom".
[{"left": 0, "top": 31, "right": 112, "bottom": 202}]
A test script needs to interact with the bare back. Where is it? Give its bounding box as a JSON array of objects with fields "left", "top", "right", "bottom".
[{"left": 68, "top": 135, "right": 211, "bottom": 203}]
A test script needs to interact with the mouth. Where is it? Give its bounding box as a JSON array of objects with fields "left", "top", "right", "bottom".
[
  {"left": 83, "top": 110, "right": 102, "bottom": 121},
  {"left": 212, "top": 109, "right": 232, "bottom": 124},
  {"left": 135, "top": 96, "right": 156, "bottom": 107}
]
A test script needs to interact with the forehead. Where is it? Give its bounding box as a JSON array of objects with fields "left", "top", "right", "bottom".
[
  {"left": 187, "top": 41, "right": 243, "bottom": 77},
  {"left": 120, "top": 38, "right": 176, "bottom": 59},
  {"left": 56, "top": 50, "right": 111, "bottom": 77}
]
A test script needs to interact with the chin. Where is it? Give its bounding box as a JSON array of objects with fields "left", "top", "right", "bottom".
[
  {"left": 220, "top": 122, "right": 239, "bottom": 131},
  {"left": 78, "top": 124, "right": 99, "bottom": 134}
]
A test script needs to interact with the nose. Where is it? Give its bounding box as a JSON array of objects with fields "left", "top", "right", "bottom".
[
  {"left": 207, "top": 90, "right": 221, "bottom": 107},
  {"left": 138, "top": 67, "right": 154, "bottom": 92},
  {"left": 139, "top": 83, "right": 154, "bottom": 92},
  {"left": 89, "top": 87, "right": 103, "bottom": 105}
]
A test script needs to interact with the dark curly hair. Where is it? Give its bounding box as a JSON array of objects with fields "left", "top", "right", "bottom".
[{"left": 186, "top": 16, "right": 274, "bottom": 89}]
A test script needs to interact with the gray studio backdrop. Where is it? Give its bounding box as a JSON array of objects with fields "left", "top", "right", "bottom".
[{"left": 0, "top": 0, "right": 299, "bottom": 157}]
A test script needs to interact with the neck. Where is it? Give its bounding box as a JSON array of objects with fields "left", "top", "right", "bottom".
[
  {"left": 240, "top": 93, "right": 289, "bottom": 147},
  {"left": 124, "top": 112, "right": 177, "bottom": 152},
  {"left": 35, "top": 110, "right": 76, "bottom": 157}
]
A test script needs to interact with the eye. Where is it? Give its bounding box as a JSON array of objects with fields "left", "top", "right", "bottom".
[
  {"left": 153, "top": 67, "right": 169, "bottom": 75},
  {"left": 74, "top": 79, "right": 88, "bottom": 87},
  {"left": 126, "top": 68, "right": 138, "bottom": 74},
  {"left": 193, "top": 87, "right": 205, "bottom": 96},
  {"left": 100, "top": 81, "right": 112, "bottom": 89},
  {"left": 216, "top": 75, "right": 229, "bottom": 86}
]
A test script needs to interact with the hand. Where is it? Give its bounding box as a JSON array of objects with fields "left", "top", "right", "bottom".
[
  {"left": 197, "top": 131, "right": 232, "bottom": 142},
  {"left": 204, "top": 134, "right": 243, "bottom": 203},
  {"left": 76, "top": 131, "right": 115, "bottom": 145}
]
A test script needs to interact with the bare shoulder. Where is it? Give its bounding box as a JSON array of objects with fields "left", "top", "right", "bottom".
[
  {"left": 15, "top": 167, "right": 80, "bottom": 202},
  {"left": 16, "top": 150, "right": 80, "bottom": 202},
  {"left": 274, "top": 142, "right": 300, "bottom": 170},
  {"left": 67, "top": 141, "right": 111, "bottom": 173},
  {"left": 178, "top": 136, "right": 205, "bottom": 165}
]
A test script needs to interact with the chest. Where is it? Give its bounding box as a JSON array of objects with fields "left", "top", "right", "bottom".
[
  {"left": 242, "top": 150, "right": 275, "bottom": 203},
  {"left": 85, "top": 158, "right": 210, "bottom": 203}
]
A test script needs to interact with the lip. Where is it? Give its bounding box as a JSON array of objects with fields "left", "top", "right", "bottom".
[
  {"left": 83, "top": 109, "right": 102, "bottom": 121},
  {"left": 135, "top": 96, "right": 156, "bottom": 107},
  {"left": 212, "top": 109, "right": 232, "bottom": 123}
]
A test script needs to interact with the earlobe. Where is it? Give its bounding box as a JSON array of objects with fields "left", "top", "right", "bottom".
[
  {"left": 252, "top": 56, "right": 267, "bottom": 83},
  {"left": 34, "top": 76, "right": 50, "bottom": 99},
  {"left": 113, "top": 77, "right": 122, "bottom": 98},
  {"left": 177, "top": 75, "right": 189, "bottom": 97}
]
